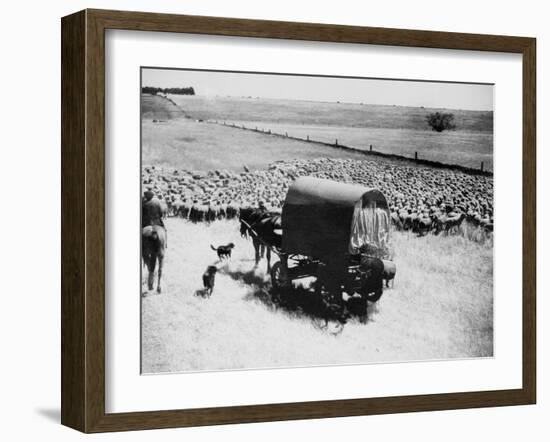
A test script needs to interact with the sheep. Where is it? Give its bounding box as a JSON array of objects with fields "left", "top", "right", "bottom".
[
  {"left": 414, "top": 216, "right": 433, "bottom": 236},
  {"left": 441, "top": 212, "right": 466, "bottom": 234},
  {"left": 141, "top": 158, "right": 492, "bottom": 239},
  {"left": 170, "top": 200, "right": 183, "bottom": 217}
]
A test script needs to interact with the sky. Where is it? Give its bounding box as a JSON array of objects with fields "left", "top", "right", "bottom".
[{"left": 142, "top": 68, "right": 493, "bottom": 111}]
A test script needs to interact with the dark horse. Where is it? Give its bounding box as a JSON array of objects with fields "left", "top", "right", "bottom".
[
  {"left": 239, "top": 207, "right": 281, "bottom": 272},
  {"left": 142, "top": 225, "right": 167, "bottom": 293}
]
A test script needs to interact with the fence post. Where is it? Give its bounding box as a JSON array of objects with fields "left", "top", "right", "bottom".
[
  {"left": 414, "top": 152, "right": 418, "bottom": 161},
  {"left": 307, "top": 135, "right": 309, "bottom": 141},
  {"left": 369, "top": 144, "right": 372, "bottom": 152},
  {"left": 335, "top": 138, "right": 338, "bottom": 146},
  {"left": 481, "top": 161, "right": 484, "bottom": 172}
]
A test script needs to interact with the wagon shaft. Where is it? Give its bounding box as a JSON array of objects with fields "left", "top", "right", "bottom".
[{"left": 286, "top": 260, "right": 319, "bottom": 280}]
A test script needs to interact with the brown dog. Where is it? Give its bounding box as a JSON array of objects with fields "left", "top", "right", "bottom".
[{"left": 202, "top": 265, "right": 218, "bottom": 296}]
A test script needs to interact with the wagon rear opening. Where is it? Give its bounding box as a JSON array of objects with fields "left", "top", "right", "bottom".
[{"left": 349, "top": 198, "right": 391, "bottom": 258}]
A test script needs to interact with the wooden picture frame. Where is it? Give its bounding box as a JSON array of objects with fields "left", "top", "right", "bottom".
[{"left": 61, "top": 8, "right": 536, "bottom": 433}]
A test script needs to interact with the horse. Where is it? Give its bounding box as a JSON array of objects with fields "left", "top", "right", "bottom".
[
  {"left": 142, "top": 225, "right": 167, "bottom": 293},
  {"left": 239, "top": 208, "right": 281, "bottom": 272},
  {"left": 250, "top": 214, "right": 281, "bottom": 272}
]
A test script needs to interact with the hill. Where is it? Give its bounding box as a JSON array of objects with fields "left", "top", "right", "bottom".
[
  {"left": 141, "top": 93, "right": 493, "bottom": 171},
  {"left": 168, "top": 94, "right": 493, "bottom": 133},
  {"left": 141, "top": 94, "right": 186, "bottom": 120}
]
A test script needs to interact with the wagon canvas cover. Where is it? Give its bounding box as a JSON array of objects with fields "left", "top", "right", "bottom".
[{"left": 281, "top": 177, "right": 390, "bottom": 261}]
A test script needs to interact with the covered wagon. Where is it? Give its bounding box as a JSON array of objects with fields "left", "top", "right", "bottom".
[{"left": 271, "top": 176, "right": 393, "bottom": 309}]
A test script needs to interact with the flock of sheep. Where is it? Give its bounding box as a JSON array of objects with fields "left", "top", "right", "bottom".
[{"left": 142, "top": 157, "right": 493, "bottom": 235}]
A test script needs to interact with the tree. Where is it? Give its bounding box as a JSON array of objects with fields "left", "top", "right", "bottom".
[{"left": 426, "top": 112, "right": 456, "bottom": 132}]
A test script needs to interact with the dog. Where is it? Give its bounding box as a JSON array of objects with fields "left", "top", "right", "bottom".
[
  {"left": 210, "top": 243, "right": 235, "bottom": 260},
  {"left": 202, "top": 265, "right": 218, "bottom": 297}
]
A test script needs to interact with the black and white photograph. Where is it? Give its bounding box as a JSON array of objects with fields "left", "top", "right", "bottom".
[{"left": 140, "top": 68, "right": 494, "bottom": 374}]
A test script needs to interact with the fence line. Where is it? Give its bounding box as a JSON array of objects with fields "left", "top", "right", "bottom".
[{"left": 205, "top": 119, "right": 493, "bottom": 177}]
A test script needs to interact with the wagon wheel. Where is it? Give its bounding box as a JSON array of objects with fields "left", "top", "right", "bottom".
[
  {"left": 364, "top": 288, "right": 383, "bottom": 303},
  {"left": 312, "top": 318, "right": 345, "bottom": 335},
  {"left": 271, "top": 261, "right": 289, "bottom": 289}
]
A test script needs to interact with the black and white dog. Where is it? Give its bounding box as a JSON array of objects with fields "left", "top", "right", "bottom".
[{"left": 210, "top": 243, "right": 235, "bottom": 260}]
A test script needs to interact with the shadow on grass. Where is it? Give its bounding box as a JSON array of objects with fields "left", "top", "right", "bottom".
[{"left": 220, "top": 267, "right": 380, "bottom": 330}]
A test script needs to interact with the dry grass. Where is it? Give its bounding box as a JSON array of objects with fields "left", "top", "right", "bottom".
[
  {"left": 141, "top": 218, "right": 493, "bottom": 374},
  {"left": 141, "top": 94, "right": 186, "bottom": 120},
  {"left": 141, "top": 118, "right": 373, "bottom": 172},
  {"left": 142, "top": 94, "right": 493, "bottom": 172},
  {"left": 169, "top": 95, "right": 493, "bottom": 132},
  {"left": 167, "top": 94, "right": 493, "bottom": 171},
  {"left": 230, "top": 121, "right": 493, "bottom": 171}
]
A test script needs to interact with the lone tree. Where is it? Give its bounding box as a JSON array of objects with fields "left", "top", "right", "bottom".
[{"left": 426, "top": 112, "right": 456, "bottom": 132}]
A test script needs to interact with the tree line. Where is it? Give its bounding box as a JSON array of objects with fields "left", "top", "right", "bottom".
[{"left": 142, "top": 86, "right": 195, "bottom": 95}]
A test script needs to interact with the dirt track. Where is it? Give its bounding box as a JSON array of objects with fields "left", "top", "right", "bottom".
[{"left": 141, "top": 218, "right": 493, "bottom": 374}]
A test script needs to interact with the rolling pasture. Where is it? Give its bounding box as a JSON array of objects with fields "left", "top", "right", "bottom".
[
  {"left": 142, "top": 218, "right": 493, "bottom": 373},
  {"left": 141, "top": 93, "right": 494, "bottom": 373},
  {"left": 166, "top": 95, "right": 493, "bottom": 132},
  {"left": 142, "top": 119, "right": 376, "bottom": 172},
  {"left": 230, "top": 121, "right": 493, "bottom": 170},
  {"left": 166, "top": 94, "right": 494, "bottom": 171}
]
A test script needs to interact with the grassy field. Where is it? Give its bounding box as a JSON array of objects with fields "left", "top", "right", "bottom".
[
  {"left": 148, "top": 94, "right": 493, "bottom": 171},
  {"left": 141, "top": 218, "right": 493, "bottom": 373},
  {"left": 231, "top": 121, "right": 493, "bottom": 170},
  {"left": 142, "top": 118, "right": 377, "bottom": 172},
  {"left": 141, "top": 91, "right": 493, "bottom": 374},
  {"left": 141, "top": 94, "right": 186, "bottom": 120},
  {"left": 142, "top": 94, "right": 493, "bottom": 171},
  {"left": 168, "top": 95, "right": 493, "bottom": 132}
]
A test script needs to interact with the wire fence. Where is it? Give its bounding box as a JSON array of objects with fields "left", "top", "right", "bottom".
[{"left": 206, "top": 119, "right": 492, "bottom": 177}]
